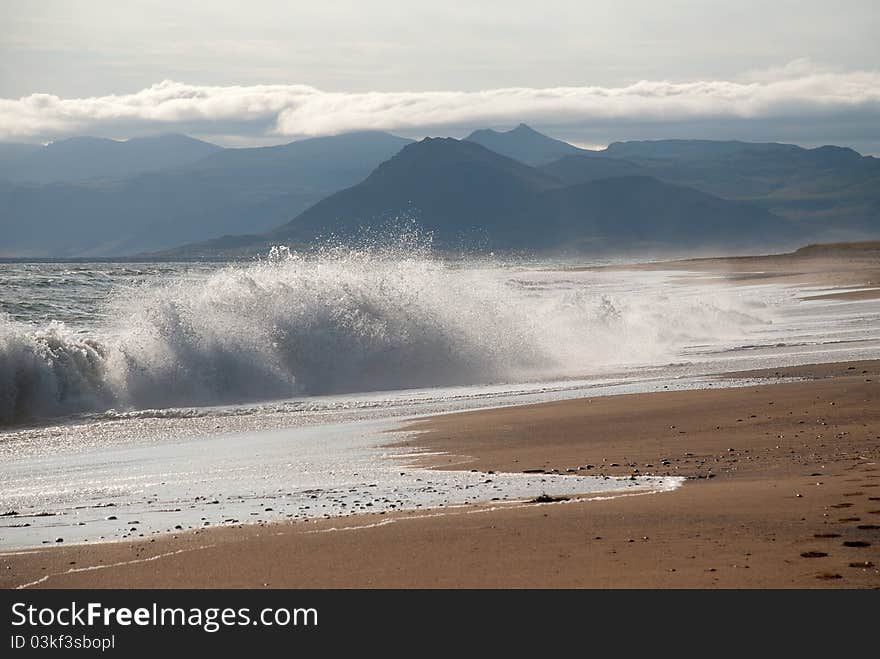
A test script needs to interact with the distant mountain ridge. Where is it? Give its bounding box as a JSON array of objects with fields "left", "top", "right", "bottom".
[
  {"left": 181, "top": 131, "right": 414, "bottom": 193},
  {"left": 0, "top": 134, "right": 222, "bottom": 183},
  {"left": 164, "top": 137, "right": 792, "bottom": 256},
  {"left": 1, "top": 125, "right": 878, "bottom": 258},
  {"left": 0, "top": 143, "right": 42, "bottom": 181},
  {"left": 0, "top": 132, "right": 412, "bottom": 257},
  {"left": 466, "top": 123, "right": 587, "bottom": 165},
  {"left": 543, "top": 139, "right": 880, "bottom": 238},
  {"left": 270, "top": 138, "right": 562, "bottom": 246},
  {"left": 273, "top": 138, "right": 790, "bottom": 250}
]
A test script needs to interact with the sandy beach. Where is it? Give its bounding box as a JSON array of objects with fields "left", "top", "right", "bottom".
[
  {"left": 594, "top": 241, "right": 880, "bottom": 299},
  {"left": 2, "top": 246, "right": 879, "bottom": 589},
  {"left": 2, "top": 359, "right": 878, "bottom": 589}
]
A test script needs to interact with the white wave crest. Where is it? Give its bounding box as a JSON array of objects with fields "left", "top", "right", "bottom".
[{"left": 0, "top": 246, "right": 767, "bottom": 426}]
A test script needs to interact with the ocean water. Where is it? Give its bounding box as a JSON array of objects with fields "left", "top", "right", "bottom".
[{"left": 2, "top": 246, "right": 879, "bottom": 549}]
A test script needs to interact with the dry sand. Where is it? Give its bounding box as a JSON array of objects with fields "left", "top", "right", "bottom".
[
  {"left": 593, "top": 241, "right": 880, "bottom": 297},
  {"left": 2, "top": 360, "right": 878, "bottom": 589}
]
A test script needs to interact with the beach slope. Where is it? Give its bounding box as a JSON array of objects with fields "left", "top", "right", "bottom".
[{"left": 3, "top": 361, "right": 878, "bottom": 588}]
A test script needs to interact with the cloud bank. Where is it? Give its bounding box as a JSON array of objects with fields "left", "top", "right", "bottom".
[{"left": 2, "top": 64, "right": 878, "bottom": 145}]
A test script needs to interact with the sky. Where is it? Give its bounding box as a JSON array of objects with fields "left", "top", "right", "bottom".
[{"left": 1, "top": 0, "right": 878, "bottom": 153}]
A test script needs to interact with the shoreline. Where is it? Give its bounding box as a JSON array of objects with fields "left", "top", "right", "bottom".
[
  {"left": 3, "top": 359, "right": 878, "bottom": 588},
  {"left": 3, "top": 247, "right": 878, "bottom": 589},
  {"left": 586, "top": 242, "right": 880, "bottom": 296}
]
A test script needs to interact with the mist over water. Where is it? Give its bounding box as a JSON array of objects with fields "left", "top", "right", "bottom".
[{"left": 0, "top": 244, "right": 772, "bottom": 426}]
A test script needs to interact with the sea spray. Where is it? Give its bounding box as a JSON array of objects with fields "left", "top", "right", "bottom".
[
  {"left": 0, "top": 245, "right": 768, "bottom": 426},
  {"left": 0, "top": 320, "right": 113, "bottom": 425}
]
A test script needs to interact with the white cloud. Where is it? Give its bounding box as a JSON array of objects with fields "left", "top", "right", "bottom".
[{"left": 1, "top": 66, "right": 878, "bottom": 142}]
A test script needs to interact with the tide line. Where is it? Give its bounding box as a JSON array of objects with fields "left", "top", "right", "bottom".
[
  {"left": 307, "top": 478, "right": 684, "bottom": 534},
  {"left": 15, "top": 544, "right": 216, "bottom": 590}
]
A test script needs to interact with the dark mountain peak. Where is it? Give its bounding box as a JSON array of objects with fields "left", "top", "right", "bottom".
[
  {"left": 364, "top": 137, "right": 560, "bottom": 191},
  {"left": 401, "top": 136, "right": 504, "bottom": 160},
  {"left": 268, "top": 136, "right": 569, "bottom": 246},
  {"left": 418, "top": 136, "right": 458, "bottom": 145},
  {"left": 377, "top": 137, "right": 492, "bottom": 167}
]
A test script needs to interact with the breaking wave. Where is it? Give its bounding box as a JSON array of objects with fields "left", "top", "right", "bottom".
[{"left": 0, "top": 244, "right": 767, "bottom": 426}]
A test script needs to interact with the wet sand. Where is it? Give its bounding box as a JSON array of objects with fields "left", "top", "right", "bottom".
[{"left": 2, "top": 360, "right": 878, "bottom": 589}]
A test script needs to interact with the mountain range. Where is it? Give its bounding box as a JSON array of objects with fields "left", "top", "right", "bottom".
[
  {"left": 0, "top": 124, "right": 877, "bottom": 257},
  {"left": 465, "top": 123, "right": 586, "bottom": 165},
  {"left": 0, "top": 132, "right": 411, "bottom": 256},
  {"left": 0, "top": 134, "right": 222, "bottom": 183},
  {"left": 544, "top": 139, "right": 880, "bottom": 238},
  {"left": 264, "top": 138, "right": 788, "bottom": 253}
]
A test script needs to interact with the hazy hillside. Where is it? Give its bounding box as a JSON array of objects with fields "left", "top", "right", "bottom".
[
  {"left": 542, "top": 152, "right": 644, "bottom": 184},
  {"left": 271, "top": 138, "right": 561, "bottom": 246},
  {"left": 541, "top": 139, "right": 880, "bottom": 238},
  {"left": 260, "top": 138, "right": 794, "bottom": 253},
  {"left": 0, "top": 143, "right": 41, "bottom": 181},
  {"left": 0, "top": 134, "right": 222, "bottom": 183},
  {"left": 466, "top": 123, "right": 586, "bottom": 166},
  {"left": 543, "top": 175, "right": 789, "bottom": 249},
  {"left": 180, "top": 131, "right": 414, "bottom": 195},
  {"left": 0, "top": 131, "right": 413, "bottom": 256},
  {"left": 2, "top": 125, "right": 875, "bottom": 258}
]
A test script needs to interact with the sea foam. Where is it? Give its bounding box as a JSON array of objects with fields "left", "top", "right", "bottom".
[{"left": 0, "top": 245, "right": 767, "bottom": 425}]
